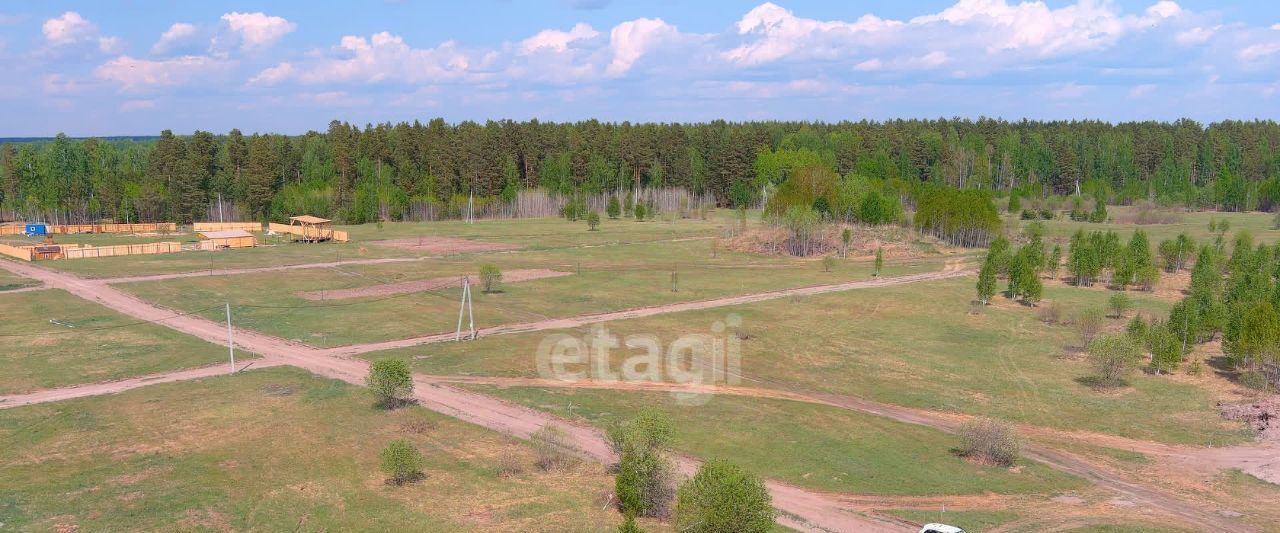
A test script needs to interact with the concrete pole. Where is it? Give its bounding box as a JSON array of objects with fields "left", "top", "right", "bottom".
[{"left": 226, "top": 303, "right": 235, "bottom": 373}]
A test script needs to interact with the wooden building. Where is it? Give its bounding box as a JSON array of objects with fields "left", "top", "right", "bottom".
[{"left": 198, "top": 229, "right": 258, "bottom": 250}]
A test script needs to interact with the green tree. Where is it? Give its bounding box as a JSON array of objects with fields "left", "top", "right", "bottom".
[
  {"left": 1234, "top": 302, "right": 1280, "bottom": 370},
  {"left": 634, "top": 203, "right": 647, "bottom": 221},
  {"left": 1108, "top": 293, "right": 1133, "bottom": 318},
  {"left": 1087, "top": 334, "right": 1141, "bottom": 387},
  {"left": 479, "top": 264, "right": 503, "bottom": 293},
  {"left": 366, "top": 358, "right": 414, "bottom": 408},
  {"left": 873, "top": 246, "right": 883, "bottom": 276},
  {"left": 1046, "top": 244, "right": 1062, "bottom": 280},
  {"left": 987, "top": 236, "right": 1012, "bottom": 277},
  {"left": 840, "top": 227, "right": 852, "bottom": 258},
  {"left": 1148, "top": 323, "right": 1183, "bottom": 374},
  {"left": 976, "top": 254, "right": 997, "bottom": 305},
  {"left": 587, "top": 211, "right": 601, "bottom": 231},
  {"left": 380, "top": 438, "right": 426, "bottom": 485},
  {"left": 675, "top": 460, "right": 774, "bottom": 533},
  {"left": 607, "top": 196, "right": 622, "bottom": 219},
  {"left": 822, "top": 255, "right": 836, "bottom": 272}
]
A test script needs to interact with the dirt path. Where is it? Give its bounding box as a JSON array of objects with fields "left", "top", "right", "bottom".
[
  {"left": 323, "top": 263, "right": 973, "bottom": 357},
  {"left": 0, "top": 258, "right": 907, "bottom": 532},
  {"left": 0, "top": 361, "right": 286, "bottom": 409},
  {"left": 297, "top": 268, "right": 571, "bottom": 301}
]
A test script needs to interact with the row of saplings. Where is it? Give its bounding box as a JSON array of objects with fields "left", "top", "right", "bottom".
[{"left": 364, "top": 359, "right": 776, "bottom": 532}]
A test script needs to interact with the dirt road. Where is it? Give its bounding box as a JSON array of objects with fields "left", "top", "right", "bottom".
[
  {"left": 0, "top": 360, "right": 286, "bottom": 409},
  {"left": 324, "top": 263, "right": 973, "bottom": 357},
  {"left": 0, "top": 258, "right": 908, "bottom": 532}
]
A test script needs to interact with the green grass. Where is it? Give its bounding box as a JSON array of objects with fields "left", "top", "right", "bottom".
[
  {"left": 882, "top": 509, "right": 1019, "bottom": 531},
  {"left": 1023, "top": 207, "right": 1280, "bottom": 248},
  {"left": 0, "top": 367, "right": 630, "bottom": 531},
  {"left": 470, "top": 386, "right": 1085, "bottom": 496},
  {"left": 0, "top": 289, "right": 241, "bottom": 394},
  {"left": 121, "top": 236, "right": 947, "bottom": 346},
  {"left": 0, "top": 268, "right": 39, "bottom": 291},
  {"left": 374, "top": 276, "right": 1247, "bottom": 445}
]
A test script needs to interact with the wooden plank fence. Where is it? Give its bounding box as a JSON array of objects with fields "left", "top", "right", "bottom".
[
  {"left": 47, "top": 223, "right": 178, "bottom": 234},
  {"left": 59, "top": 242, "right": 183, "bottom": 259},
  {"left": 0, "top": 242, "right": 32, "bottom": 261},
  {"left": 194, "top": 222, "right": 262, "bottom": 232}
]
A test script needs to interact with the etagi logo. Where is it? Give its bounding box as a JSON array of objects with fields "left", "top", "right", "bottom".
[{"left": 534, "top": 315, "right": 743, "bottom": 406}]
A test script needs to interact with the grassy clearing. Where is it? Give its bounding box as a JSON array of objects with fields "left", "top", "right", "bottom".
[
  {"left": 35, "top": 239, "right": 410, "bottom": 279},
  {"left": 470, "top": 386, "right": 1085, "bottom": 496},
  {"left": 378, "top": 276, "right": 1246, "bottom": 445},
  {"left": 0, "top": 289, "right": 238, "bottom": 394},
  {"left": 0, "top": 367, "right": 632, "bottom": 531},
  {"left": 121, "top": 236, "right": 948, "bottom": 346},
  {"left": 1024, "top": 207, "right": 1280, "bottom": 247},
  {"left": 881, "top": 509, "right": 1019, "bottom": 531},
  {"left": 0, "top": 267, "right": 39, "bottom": 291}
]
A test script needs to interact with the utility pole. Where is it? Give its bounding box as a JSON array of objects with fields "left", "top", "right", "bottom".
[
  {"left": 455, "top": 276, "right": 475, "bottom": 341},
  {"left": 226, "top": 303, "right": 236, "bottom": 373}
]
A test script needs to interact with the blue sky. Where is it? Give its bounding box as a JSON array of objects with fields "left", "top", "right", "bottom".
[{"left": 2, "top": 0, "right": 1278, "bottom": 136}]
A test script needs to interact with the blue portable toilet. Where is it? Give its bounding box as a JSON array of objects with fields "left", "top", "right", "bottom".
[{"left": 24, "top": 224, "right": 47, "bottom": 236}]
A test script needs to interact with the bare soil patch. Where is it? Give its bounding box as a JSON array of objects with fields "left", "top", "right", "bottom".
[
  {"left": 1219, "top": 396, "right": 1279, "bottom": 440},
  {"left": 297, "top": 268, "right": 570, "bottom": 300},
  {"left": 368, "top": 236, "right": 520, "bottom": 254}
]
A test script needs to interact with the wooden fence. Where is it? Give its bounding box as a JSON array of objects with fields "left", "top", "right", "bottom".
[
  {"left": 194, "top": 222, "right": 262, "bottom": 232},
  {"left": 0, "top": 243, "right": 32, "bottom": 261},
  {"left": 267, "top": 223, "right": 350, "bottom": 242},
  {"left": 59, "top": 242, "right": 183, "bottom": 259},
  {"left": 48, "top": 223, "right": 178, "bottom": 234},
  {"left": 0, "top": 225, "right": 25, "bottom": 236}
]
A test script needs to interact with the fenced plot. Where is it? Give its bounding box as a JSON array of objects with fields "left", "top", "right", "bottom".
[
  {"left": 59, "top": 242, "right": 184, "bottom": 259},
  {"left": 194, "top": 222, "right": 263, "bottom": 232}
]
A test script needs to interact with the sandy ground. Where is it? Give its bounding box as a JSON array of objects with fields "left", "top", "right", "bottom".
[
  {"left": 297, "top": 268, "right": 571, "bottom": 301},
  {"left": 368, "top": 236, "right": 521, "bottom": 254}
]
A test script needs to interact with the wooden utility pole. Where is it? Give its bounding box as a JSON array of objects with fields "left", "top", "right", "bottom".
[{"left": 226, "top": 303, "right": 236, "bottom": 373}]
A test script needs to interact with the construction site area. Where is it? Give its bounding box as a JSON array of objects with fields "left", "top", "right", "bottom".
[{"left": 2, "top": 206, "right": 1278, "bottom": 532}]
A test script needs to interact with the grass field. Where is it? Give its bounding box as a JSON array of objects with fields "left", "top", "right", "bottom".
[
  {"left": 470, "top": 386, "right": 1085, "bottom": 497},
  {"left": 0, "top": 289, "right": 240, "bottom": 394},
  {"left": 374, "top": 276, "right": 1247, "bottom": 445},
  {"left": 121, "top": 236, "right": 950, "bottom": 346},
  {"left": 1024, "top": 207, "right": 1280, "bottom": 248},
  {"left": 0, "top": 268, "right": 38, "bottom": 291},
  {"left": 0, "top": 367, "right": 633, "bottom": 531}
]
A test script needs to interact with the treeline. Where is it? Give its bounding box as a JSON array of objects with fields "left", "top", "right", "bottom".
[{"left": 1, "top": 118, "right": 1278, "bottom": 224}]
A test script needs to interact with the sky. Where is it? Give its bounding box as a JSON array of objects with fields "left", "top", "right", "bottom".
[{"left": 1, "top": 0, "right": 1279, "bottom": 136}]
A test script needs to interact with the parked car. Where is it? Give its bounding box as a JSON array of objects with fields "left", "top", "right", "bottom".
[{"left": 919, "top": 524, "right": 966, "bottom": 533}]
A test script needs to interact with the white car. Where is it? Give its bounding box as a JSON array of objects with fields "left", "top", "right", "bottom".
[{"left": 919, "top": 524, "right": 966, "bottom": 533}]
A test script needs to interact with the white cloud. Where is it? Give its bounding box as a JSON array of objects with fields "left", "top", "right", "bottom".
[
  {"left": 1047, "top": 82, "right": 1092, "bottom": 99},
  {"left": 96, "top": 55, "right": 229, "bottom": 91},
  {"left": 119, "top": 99, "right": 157, "bottom": 112},
  {"left": 911, "top": 0, "right": 1182, "bottom": 55},
  {"left": 152, "top": 22, "right": 199, "bottom": 54},
  {"left": 606, "top": 18, "right": 679, "bottom": 76},
  {"left": 1175, "top": 25, "right": 1218, "bottom": 46},
  {"left": 520, "top": 23, "right": 599, "bottom": 54},
  {"left": 1239, "top": 41, "right": 1280, "bottom": 61},
  {"left": 1273, "top": 23, "right": 1280, "bottom": 31},
  {"left": 43, "top": 11, "right": 95, "bottom": 45},
  {"left": 1129, "top": 84, "right": 1156, "bottom": 98},
  {"left": 97, "top": 36, "right": 123, "bottom": 54},
  {"left": 42, "top": 74, "right": 83, "bottom": 95},
  {"left": 854, "top": 58, "right": 882, "bottom": 71},
  {"left": 248, "top": 62, "right": 294, "bottom": 86},
  {"left": 725, "top": 2, "right": 900, "bottom": 65},
  {"left": 220, "top": 12, "right": 295, "bottom": 50}
]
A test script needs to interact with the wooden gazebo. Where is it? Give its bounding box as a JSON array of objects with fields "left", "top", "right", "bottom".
[{"left": 288, "top": 215, "right": 334, "bottom": 242}]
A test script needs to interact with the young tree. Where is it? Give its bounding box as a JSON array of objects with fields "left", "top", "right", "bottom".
[
  {"left": 366, "top": 358, "right": 414, "bottom": 408},
  {"left": 380, "top": 438, "right": 426, "bottom": 485},
  {"left": 987, "top": 236, "right": 1012, "bottom": 277},
  {"left": 873, "top": 246, "right": 884, "bottom": 276},
  {"left": 1233, "top": 302, "right": 1280, "bottom": 371},
  {"left": 587, "top": 211, "right": 601, "bottom": 231},
  {"left": 479, "top": 264, "right": 503, "bottom": 293},
  {"left": 1087, "top": 334, "right": 1141, "bottom": 387},
  {"left": 634, "top": 203, "right": 647, "bottom": 221},
  {"left": 624, "top": 191, "right": 635, "bottom": 217},
  {"left": 1046, "top": 244, "right": 1062, "bottom": 280},
  {"left": 607, "top": 196, "right": 622, "bottom": 219},
  {"left": 1108, "top": 293, "right": 1133, "bottom": 318},
  {"left": 675, "top": 460, "right": 774, "bottom": 533},
  {"left": 1075, "top": 307, "right": 1105, "bottom": 347},
  {"left": 976, "top": 254, "right": 997, "bottom": 305},
  {"left": 822, "top": 255, "right": 836, "bottom": 272},
  {"left": 612, "top": 410, "right": 676, "bottom": 519},
  {"left": 1126, "top": 315, "right": 1149, "bottom": 342},
  {"left": 840, "top": 228, "right": 852, "bottom": 258},
  {"left": 1148, "top": 323, "right": 1183, "bottom": 374}
]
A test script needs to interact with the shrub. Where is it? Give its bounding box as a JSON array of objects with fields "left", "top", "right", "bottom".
[
  {"left": 380, "top": 438, "right": 426, "bottom": 485},
  {"left": 821, "top": 255, "right": 836, "bottom": 272},
  {"left": 479, "top": 264, "right": 503, "bottom": 293},
  {"left": 1108, "top": 293, "right": 1133, "bottom": 318},
  {"left": 1239, "top": 370, "right": 1273, "bottom": 391},
  {"left": 607, "top": 196, "right": 622, "bottom": 219},
  {"left": 874, "top": 246, "right": 884, "bottom": 276},
  {"left": 675, "top": 460, "right": 774, "bottom": 533},
  {"left": 612, "top": 410, "right": 677, "bottom": 518},
  {"left": 1075, "top": 307, "right": 1105, "bottom": 346},
  {"left": 366, "top": 358, "right": 414, "bottom": 409},
  {"left": 634, "top": 204, "right": 647, "bottom": 221},
  {"left": 1087, "top": 334, "right": 1141, "bottom": 387},
  {"left": 1038, "top": 302, "right": 1063, "bottom": 325},
  {"left": 531, "top": 424, "right": 575, "bottom": 471},
  {"left": 587, "top": 211, "right": 601, "bottom": 231},
  {"left": 957, "top": 417, "right": 1021, "bottom": 467},
  {"left": 497, "top": 445, "right": 524, "bottom": 477},
  {"left": 618, "top": 515, "right": 643, "bottom": 533}
]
